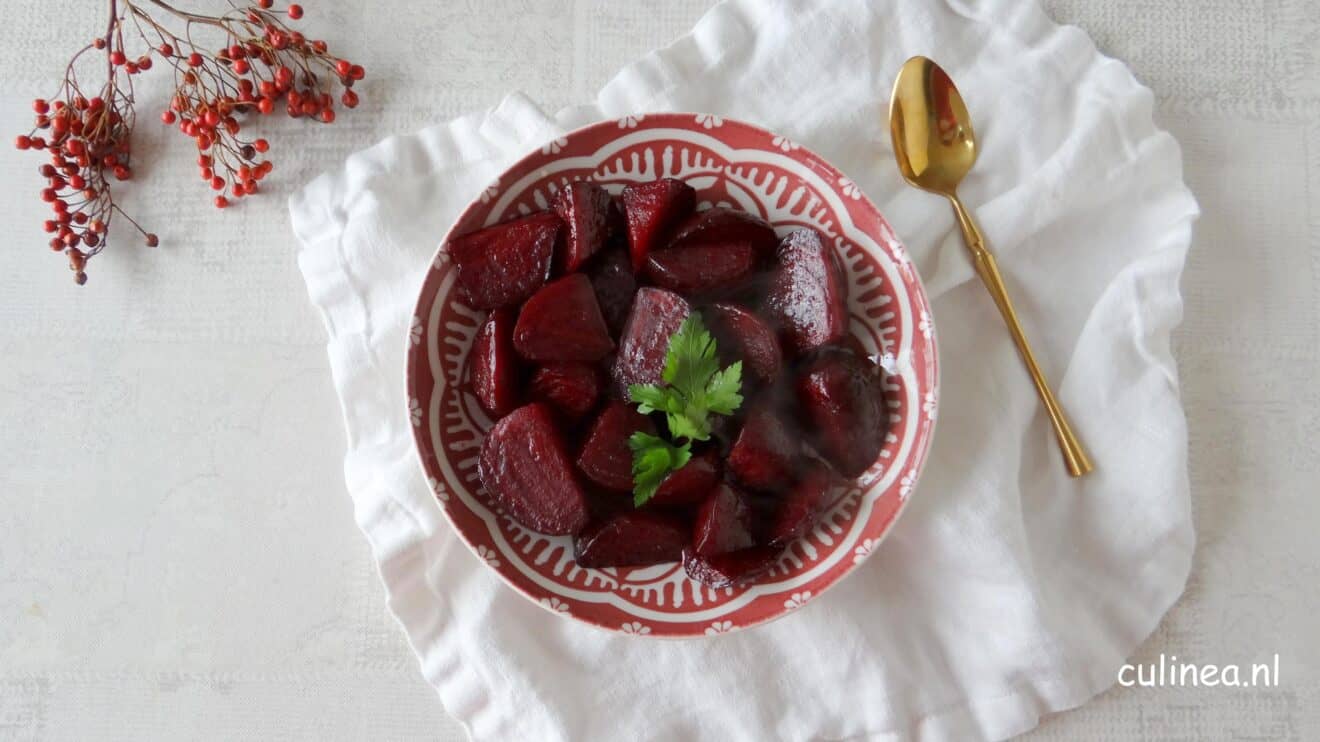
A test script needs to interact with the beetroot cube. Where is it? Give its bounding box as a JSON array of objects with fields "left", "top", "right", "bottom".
[
  {"left": 469, "top": 308, "right": 521, "bottom": 418},
  {"left": 514, "top": 274, "right": 614, "bottom": 362},
  {"left": 447, "top": 211, "right": 561, "bottom": 310},
  {"left": 796, "top": 348, "right": 887, "bottom": 478},
  {"left": 577, "top": 401, "right": 656, "bottom": 492},
  {"left": 612, "top": 287, "right": 691, "bottom": 396},
  {"left": 574, "top": 511, "right": 688, "bottom": 568},
  {"left": 478, "top": 403, "right": 589, "bottom": 535},
  {"left": 552, "top": 181, "right": 613, "bottom": 274},
  {"left": 763, "top": 229, "right": 849, "bottom": 355},
  {"left": 693, "top": 483, "right": 756, "bottom": 557},
  {"left": 621, "top": 178, "right": 696, "bottom": 272}
]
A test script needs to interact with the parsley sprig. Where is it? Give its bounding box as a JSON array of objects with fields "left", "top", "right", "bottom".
[{"left": 627, "top": 312, "right": 743, "bottom": 506}]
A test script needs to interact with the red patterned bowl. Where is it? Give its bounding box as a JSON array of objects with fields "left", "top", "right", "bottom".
[{"left": 406, "top": 113, "right": 938, "bottom": 638}]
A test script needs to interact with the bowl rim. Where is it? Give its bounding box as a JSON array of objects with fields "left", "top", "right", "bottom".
[{"left": 404, "top": 112, "right": 940, "bottom": 638}]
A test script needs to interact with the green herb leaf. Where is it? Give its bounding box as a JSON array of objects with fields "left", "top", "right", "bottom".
[
  {"left": 704, "top": 360, "right": 744, "bottom": 416},
  {"left": 629, "top": 432, "right": 692, "bottom": 507},
  {"left": 627, "top": 311, "right": 744, "bottom": 505}
]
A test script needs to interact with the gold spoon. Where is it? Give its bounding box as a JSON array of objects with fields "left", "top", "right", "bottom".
[{"left": 889, "top": 56, "right": 1093, "bottom": 477}]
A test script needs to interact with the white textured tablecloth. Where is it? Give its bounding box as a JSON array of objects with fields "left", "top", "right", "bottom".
[{"left": 1, "top": 1, "right": 1317, "bottom": 740}]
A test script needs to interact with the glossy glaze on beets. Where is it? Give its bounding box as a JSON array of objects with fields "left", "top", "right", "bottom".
[
  {"left": 448, "top": 211, "right": 560, "bottom": 310},
  {"left": 477, "top": 403, "right": 589, "bottom": 535}
]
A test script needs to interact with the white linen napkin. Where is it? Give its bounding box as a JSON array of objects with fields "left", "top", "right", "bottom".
[{"left": 289, "top": 1, "right": 1199, "bottom": 740}]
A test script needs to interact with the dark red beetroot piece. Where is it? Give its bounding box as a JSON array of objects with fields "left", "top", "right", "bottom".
[
  {"left": 693, "top": 483, "right": 756, "bottom": 557},
  {"left": 477, "top": 403, "right": 589, "bottom": 535},
  {"left": 648, "top": 449, "right": 722, "bottom": 507},
  {"left": 587, "top": 247, "right": 637, "bottom": 336},
  {"left": 765, "top": 466, "right": 836, "bottom": 545},
  {"left": 683, "top": 546, "right": 779, "bottom": 589},
  {"left": 644, "top": 241, "right": 756, "bottom": 295},
  {"left": 706, "top": 302, "right": 782, "bottom": 385},
  {"left": 726, "top": 403, "right": 799, "bottom": 493},
  {"left": 621, "top": 178, "right": 696, "bottom": 272},
  {"left": 529, "top": 362, "right": 601, "bottom": 422},
  {"left": 667, "top": 206, "right": 778, "bottom": 257},
  {"left": 448, "top": 211, "right": 561, "bottom": 310},
  {"left": 469, "top": 308, "right": 521, "bottom": 418},
  {"left": 763, "top": 229, "right": 849, "bottom": 355},
  {"left": 612, "top": 287, "right": 691, "bottom": 396},
  {"left": 552, "top": 181, "right": 613, "bottom": 274},
  {"left": 513, "top": 274, "right": 614, "bottom": 362},
  {"left": 577, "top": 401, "right": 656, "bottom": 492},
  {"left": 574, "top": 511, "right": 688, "bottom": 568},
  {"left": 797, "top": 348, "right": 887, "bottom": 478}
]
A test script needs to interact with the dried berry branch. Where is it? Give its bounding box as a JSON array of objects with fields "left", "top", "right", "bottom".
[{"left": 14, "top": 0, "right": 364, "bottom": 284}]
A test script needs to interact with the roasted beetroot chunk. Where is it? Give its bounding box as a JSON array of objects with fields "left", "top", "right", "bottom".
[
  {"left": 469, "top": 308, "right": 521, "bottom": 418},
  {"left": 574, "top": 511, "right": 688, "bottom": 568},
  {"left": 765, "top": 466, "right": 836, "bottom": 545},
  {"left": 706, "top": 302, "right": 782, "bottom": 385},
  {"left": 577, "top": 402, "right": 656, "bottom": 492},
  {"left": 796, "top": 348, "right": 887, "bottom": 477},
  {"left": 513, "top": 274, "right": 614, "bottom": 362},
  {"left": 693, "top": 484, "right": 756, "bottom": 557},
  {"left": 477, "top": 404, "right": 589, "bottom": 535},
  {"left": 726, "top": 403, "right": 798, "bottom": 493},
  {"left": 529, "top": 362, "right": 601, "bottom": 423},
  {"left": 683, "top": 546, "right": 780, "bottom": 589},
  {"left": 648, "top": 449, "right": 721, "bottom": 507},
  {"left": 612, "top": 287, "right": 691, "bottom": 396},
  {"left": 763, "top": 229, "right": 849, "bottom": 355},
  {"left": 621, "top": 178, "right": 696, "bottom": 272},
  {"left": 552, "top": 181, "right": 613, "bottom": 274},
  {"left": 587, "top": 247, "right": 637, "bottom": 336},
  {"left": 448, "top": 211, "right": 561, "bottom": 310},
  {"left": 644, "top": 241, "right": 756, "bottom": 295},
  {"left": 667, "top": 206, "right": 778, "bottom": 257}
]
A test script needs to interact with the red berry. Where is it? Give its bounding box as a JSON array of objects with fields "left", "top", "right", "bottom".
[
  {"left": 161, "top": 110, "right": 176, "bottom": 124},
  {"left": 214, "top": 196, "right": 229, "bottom": 209},
  {"left": 113, "top": 165, "right": 130, "bottom": 180},
  {"left": 258, "top": 0, "right": 272, "bottom": 7},
  {"left": 243, "top": 178, "right": 258, "bottom": 193},
  {"left": 201, "top": 167, "right": 213, "bottom": 180},
  {"left": 232, "top": 183, "right": 246, "bottom": 197},
  {"left": 275, "top": 66, "right": 293, "bottom": 86},
  {"left": 254, "top": 138, "right": 269, "bottom": 153},
  {"left": 73, "top": 212, "right": 87, "bottom": 225},
  {"left": 210, "top": 176, "right": 224, "bottom": 190},
  {"left": 232, "top": 59, "right": 249, "bottom": 74},
  {"left": 288, "top": 4, "right": 304, "bottom": 19},
  {"left": 84, "top": 232, "right": 99, "bottom": 247},
  {"left": 341, "top": 90, "right": 359, "bottom": 108},
  {"left": 258, "top": 97, "right": 274, "bottom": 115},
  {"left": 159, "top": 42, "right": 174, "bottom": 55},
  {"left": 110, "top": 50, "right": 127, "bottom": 65},
  {"left": 69, "top": 175, "right": 85, "bottom": 189},
  {"left": 15, "top": 135, "right": 31, "bottom": 150},
  {"left": 311, "top": 40, "right": 327, "bottom": 53},
  {"left": 145, "top": 233, "right": 159, "bottom": 247},
  {"left": 349, "top": 64, "right": 365, "bottom": 80},
  {"left": 335, "top": 59, "right": 351, "bottom": 77},
  {"left": 188, "top": 52, "right": 203, "bottom": 67},
  {"left": 137, "top": 56, "right": 152, "bottom": 70},
  {"left": 41, "top": 188, "right": 56, "bottom": 202},
  {"left": 319, "top": 108, "right": 335, "bottom": 123},
  {"left": 29, "top": 136, "right": 45, "bottom": 148},
  {"left": 300, "top": 99, "right": 317, "bottom": 116},
  {"left": 33, "top": 99, "right": 49, "bottom": 114},
  {"left": 43, "top": 220, "right": 56, "bottom": 233}
]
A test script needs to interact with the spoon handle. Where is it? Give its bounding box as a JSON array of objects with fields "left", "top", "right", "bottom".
[{"left": 948, "top": 194, "right": 1094, "bottom": 478}]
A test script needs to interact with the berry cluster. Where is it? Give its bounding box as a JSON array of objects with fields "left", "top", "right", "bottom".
[{"left": 14, "top": 0, "right": 364, "bottom": 285}]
